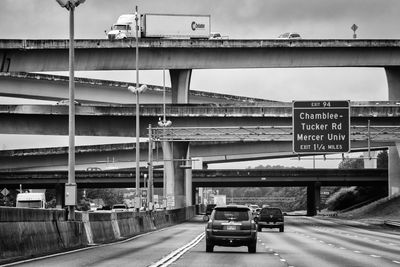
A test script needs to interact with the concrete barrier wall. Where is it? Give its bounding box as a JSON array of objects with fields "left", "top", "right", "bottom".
[
  {"left": 0, "top": 206, "right": 195, "bottom": 264},
  {"left": 0, "top": 207, "right": 86, "bottom": 262}
]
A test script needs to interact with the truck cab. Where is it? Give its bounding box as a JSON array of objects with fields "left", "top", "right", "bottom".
[{"left": 107, "top": 14, "right": 136, "bottom": 40}]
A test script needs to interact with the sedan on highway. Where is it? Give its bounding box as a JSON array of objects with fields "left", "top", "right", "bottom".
[{"left": 205, "top": 205, "right": 257, "bottom": 253}]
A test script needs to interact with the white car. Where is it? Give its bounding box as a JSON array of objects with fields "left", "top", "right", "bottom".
[
  {"left": 112, "top": 204, "right": 128, "bottom": 212},
  {"left": 278, "top": 32, "right": 301, "bottom": 39}
]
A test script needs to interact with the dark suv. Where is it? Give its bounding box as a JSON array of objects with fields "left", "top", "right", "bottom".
[
  {"left": 205, "top": 205, "right": 257, "bottom": 253},
  {"left": 256, "top": 207, "right": 284, "bottom": 232}
]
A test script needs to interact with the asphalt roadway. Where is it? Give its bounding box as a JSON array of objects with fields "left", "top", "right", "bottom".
[{"left": 4, "top": 216, "right": 400, "bottom": 267}]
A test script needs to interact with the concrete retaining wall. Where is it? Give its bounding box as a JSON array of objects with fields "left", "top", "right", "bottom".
[
  {"left": 0, "top": 206, "right": 195, "bottom": 264},
  {"left": 0, "top": 207, "right": 85, "bottom": 263}
]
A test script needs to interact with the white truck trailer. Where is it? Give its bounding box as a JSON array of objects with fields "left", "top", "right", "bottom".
[
  {"left": 16, "top": 192, "right": 46, "bottom": 208},
  {"left": 107, "top": 13, "right": 211, "bottom": 40},
  {"left": 213, "top": 195, "right": 226, "bottom": 206}
]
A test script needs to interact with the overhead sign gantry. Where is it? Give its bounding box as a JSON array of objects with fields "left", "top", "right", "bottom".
[{"left": 292, "top": 100, "right": 350, "bottom": 154}]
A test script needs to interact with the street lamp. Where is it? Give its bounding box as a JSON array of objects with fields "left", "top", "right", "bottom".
[
  {"left": 127, "top": 84, "right": 147, "bottom": 210},
  {"left": 158, "top": 68, "right": 172, "bottom": 127},
  {"left": 55, "top": 0, "right": 85, "bottom": 221}
]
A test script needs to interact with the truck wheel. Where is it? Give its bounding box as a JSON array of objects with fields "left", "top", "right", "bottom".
[
  {"left": 203, "top": 215, "right": 209, "bottom": 222},
  {"left": 206, "top": 241, "right": 214, "bottom": 252},
  {"left": 257, "top": 225, "right": 262, "bottom": 232},
  {"left": 279, "top": 226, "right": 284, "bottom": 232}
]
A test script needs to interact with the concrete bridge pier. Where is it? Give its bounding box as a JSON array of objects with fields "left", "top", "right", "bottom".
[
  {"left": 385, "top": 67, "right": 400, "bottom": 196},
  {"left": 307, "top": 182, "right": 321, "bottom": 216},
  {"left": 55, "top": 183, "right": 65, "bottom": 209},
  {"left": 389, "top": 144, "right": 400, "bottom": 196},
  {"left": 162, "top": 141, "right": 192, "bottom": 209},
  {"left": 170, "top": 69, "right": 192, "bottom": 103}
]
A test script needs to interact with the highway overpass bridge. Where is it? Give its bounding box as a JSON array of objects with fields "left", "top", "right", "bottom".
[
  {"left": 0, "top": 102, "right": 398, "bottom": 137},
  {"left": 0, "top": 72, "right": 273, "bottom": 104},
  {"left": 0, "top": 101, "right": 398, "bottom": 211},
  {"left": 0, "top": 168, "right": 387, "bottom": 216},
  {"left": 1, "top": 39, "right": 400, "bottom": 208},
  {"left": 0, "top": 142, "right": 388, "bottom": 171},
  {"left": 1, "top": 39, "right": 400, "bottom": 105},
  {"left": 0, "top": 169, "right": 386, "bottom": 188},
  {"left": 0, "top": 102, "right": 397, "bottom": 170}
]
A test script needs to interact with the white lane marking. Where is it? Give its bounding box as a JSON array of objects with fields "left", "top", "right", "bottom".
[
  {"left": 354, "top": 251, "right": 362, "bottom": 254},
  {"left": 393, "top": 260, "right": 400, "bottom": 264},
  {"left": 370, "top": 255, "right": 381, "bottom": 258},
  {"left": 148, "top": 232, "right": 205, "bottom": 267},
  {"left": 280, "top": 259, "right": 286, "bottom": 262}
]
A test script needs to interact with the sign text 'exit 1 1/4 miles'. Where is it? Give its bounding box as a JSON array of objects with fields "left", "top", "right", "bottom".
[{"left": 292, "top": 101, "right": 350, "bottom": 154}]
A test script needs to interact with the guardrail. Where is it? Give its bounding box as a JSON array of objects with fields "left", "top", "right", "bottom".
[{"left": 384, "top": 220, "right": 400, "bottom": 227}]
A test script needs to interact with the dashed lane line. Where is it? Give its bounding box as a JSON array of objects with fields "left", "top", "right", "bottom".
[{"left": 292, "top": 227, "right": 400, "bottom": 265}]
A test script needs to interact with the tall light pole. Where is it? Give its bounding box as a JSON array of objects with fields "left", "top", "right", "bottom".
[
  {"left": 125, "top": 6, "right": 146, "bottom": 211},
  {"left": 55, "top": 0, "right": 85, "bottom": 220},
  {"left": 158, "top": 68, "right": 172, "bottom": 200},
  {"left": 127, "top": 79, "right": 147, "bottom": 210}
]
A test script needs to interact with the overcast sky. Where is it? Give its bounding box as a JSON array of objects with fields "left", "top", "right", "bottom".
[
  {"left": 0, "top": 0, "right": 393, "bottom": 101},
  {"left": 0, "top": 0, "right": 394, "bottom": 167}
]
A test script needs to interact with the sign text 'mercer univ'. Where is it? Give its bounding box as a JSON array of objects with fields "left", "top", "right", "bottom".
[{"left": 293, "top": 101, "right": 350, "bottom": 154}]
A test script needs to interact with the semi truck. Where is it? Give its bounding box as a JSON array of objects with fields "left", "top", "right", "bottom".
[
  {"left": 212, "top": 195, "right": 226, "bottom": 206},
  {"left": 16, "top": 192, "right": 46, "bottom": 208},
  {"left": 107, "top": 13, "right": 211, "bottom": 40}
]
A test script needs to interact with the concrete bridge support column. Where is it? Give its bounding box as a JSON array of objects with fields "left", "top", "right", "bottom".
[
  {"left": 193, "top": 187, "right": 199, "bottom": 205},
  {"left": 162, "top": 141, "right": 192, "bottom": 209},
  {"left": 55, "top": 183, "right": 64, "bottom": 209},
  {"left": 385, "top": 67, "right": 400, "bottom": 196},
  {"left": 185, "top": 147, "right": 193, "bottom": 206},
  {"left": 170, "top": 69, "right": 192, "bottom": 104},
  {"left": 389, "top": 144, "right": 400, "bottom": 196},
  {"left": 307, "top": 182, "right": 321, "bottom": 216}
]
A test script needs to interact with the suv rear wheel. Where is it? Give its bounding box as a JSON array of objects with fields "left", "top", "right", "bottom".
[
  {"left": 248, "top": 242, "right": 257, "bottom": 253},
  {"left": 206, "top": 240, "right": 214, "bottom": 252}
]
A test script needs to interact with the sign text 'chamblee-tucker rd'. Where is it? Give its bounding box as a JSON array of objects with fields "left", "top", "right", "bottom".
[{"left": 292, "top": 101, "right": 350, "bottom": 154}]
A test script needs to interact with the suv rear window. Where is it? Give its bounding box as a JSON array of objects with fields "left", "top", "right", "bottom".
[
  {"left": 214, "top": 208, "right": 249, "bottom": 221},
  {"left": 260, "top": 208, "right": 282, "bottom": 215}
]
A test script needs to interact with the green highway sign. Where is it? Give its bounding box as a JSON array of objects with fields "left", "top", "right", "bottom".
[{"left": 293, "top": 100, "right": 350, "bottom": 154}]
